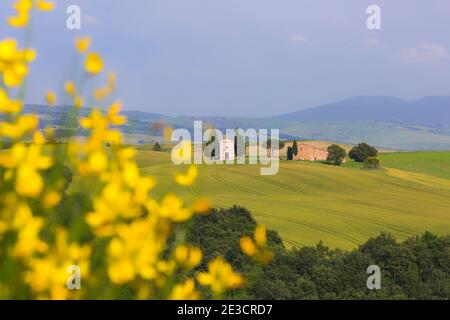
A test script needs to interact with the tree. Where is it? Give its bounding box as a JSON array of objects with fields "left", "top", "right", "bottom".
[
  {"left": 292, "top": 140, "right": 299, "bottom": 156},
  {"left": 326, "top": 144, "right": 347, "bottom": 166},
  {"left": 234, "top": 130, "right": 245, "bottom": 157},
  {"left": 349, "top": 143, "right": 378, "bottom": 162},
  {"left": 363, "top": 157, "right": 381, "bottom": 170},
  {"left": 264, "top": 139, "right": 284, "bottom": 150},
  {"left": 152, "top": 142, "right": 162, "bottom": 151},
  {"left": 206, "top": 136, "right": 216, "bottom": 158},
  {"left": 287, "top": 147, "right": 294, "bottom": 160}
]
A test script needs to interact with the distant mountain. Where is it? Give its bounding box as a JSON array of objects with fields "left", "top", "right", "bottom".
[
  {"left": 274, "top": 96, "right": 450, "bottom": 127},
  {"left": 21, "top": 96, "right": 450, "bottom": 150}
]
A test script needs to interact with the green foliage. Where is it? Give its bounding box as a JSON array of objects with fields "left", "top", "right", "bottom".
[
  {"left": 152, "top": 142, "right": 162, "bottom": 151},
  {"left": 264, "top": 139, "right": 284, "bottom": 150},
  {"left": 326, "top": 144, "right": 347, "bottom": 166},
  {"left": 188, "top": 206, "right": 450, "bottom": 300},
  {"left": 349, "top": 143, "right": 378, "bottom": 162},
  {"left": 287, "top": 147, "right": 294, "bottom": 160},
  {"left": 363, "top": 157, "right": 381, "bottom": 170},
  {"left": 292, "top": 140, "right": 298, "bottom": 156}
]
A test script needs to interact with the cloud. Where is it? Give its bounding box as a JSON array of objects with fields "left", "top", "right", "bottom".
[
  {"left": 364, "top": 38, "right": 383, "bottom": 48},
  {"left": 391, "top": 43, "right": 450, "bottom": 63},
  {"left": 288, "top": 34, "right": 306, "bottom": 44}
]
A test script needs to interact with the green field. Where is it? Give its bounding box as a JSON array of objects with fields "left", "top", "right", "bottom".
[
  {"left": 380, "top": 151, "right": 450, "bottom": 180},
  {"left": 136, "top": 150, "right": 450, "bottom": 250}
]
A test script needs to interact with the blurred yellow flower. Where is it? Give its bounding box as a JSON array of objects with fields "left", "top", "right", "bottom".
[
  {"left": 85, "top": 52, "right": 104, "bottom": 75},
  {"left": 36, "top": 0, "right": 54, "bottom": 11},
  {"left": 74, "top": 96, "right": 84, "bottom": 108},
  {"left": 0, "top": 88, "right": 22, "bottom": 113},
  {"left": 24, "top": 229, "right": 91, "bottom": 300},
  {"left": 197, "top": 257, "right": 243, "bottom": 296},
  {"left": 64, "top": 81, "right": 76, "bottom": 96},
  {"left": 43, "top": 191, "right": 61, "bottom": 209},
  {"left": 192, "top": 198, "right": 211, "bottom": 215},
  {"left": 174, "top": 245, "right": 202, "bottom": 268},
  {"left": 75, "top": 37, "right": 91, "bottom": 53},
  {"left": 240, "top": 236, "right": 257, "bottom": 257},
  {"left": 175, "top": 165, "right": 198, "bottom": 186},
  {"left": 239, "top": 225, "right": 273, "bottom": 264},
  {"left": 46, "top": 91, "right": 56, "bottom": 106},
  {"left": 0, "top": 38, "right": 36, "bottom": 87},
  {"left": 169, "top": 279, "right": 199, "bottom": 300},
  {"left": 0, "top": 114, "right": 39, "bottom": 139}
]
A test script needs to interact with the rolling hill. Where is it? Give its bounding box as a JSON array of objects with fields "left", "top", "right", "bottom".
[
  {"left": 23, "top": 95, "right": 450, "bottom": 150},
  {"left": 273, "top": 96, "right": 450, "bottom": 127},
  {"left": 128, "top": 150, "right": 450, "bottom": 250}
]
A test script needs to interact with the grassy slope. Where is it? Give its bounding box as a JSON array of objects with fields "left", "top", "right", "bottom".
[
  {"left": 139, "top": 150, "right": 450, "bottom": 250},
  {"left": 380, "top": 152, "right": 450, "bottom": 180}
]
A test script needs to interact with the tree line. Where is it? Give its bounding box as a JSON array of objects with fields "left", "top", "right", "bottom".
[{"left": 187, "top": 206, "right": 450, "bottom": 300}]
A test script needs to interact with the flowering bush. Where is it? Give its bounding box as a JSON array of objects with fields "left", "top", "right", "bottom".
[{"left": 0, "top": 1, "right": 271, "bottom": 299}]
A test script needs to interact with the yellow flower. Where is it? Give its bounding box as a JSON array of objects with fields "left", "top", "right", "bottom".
[
  {"left": 93, "top": 72, "right": 116, "bottom": 101},
  {"left": 8, "top": 14, "right": 29, "bottom": 28},
  {"left": 64, "top": 81, "right": 76, "bottom": 96},
  {"left": 43, "top": 191, "right": 61, "bottom": 209},
  {"left": 11, "top": 201, "right": 48, "bottom": 257},
  {"left": 24, "top": 229, "right": 91, "bottom": 300},
  {"left": 0, "top": 114, "right": 39, "bottom": 139},
  {"left": 254, "top": 225, "right": 267, "bottom": 247},
  {"left": 74, "top": 96, "right": 84, "bottom": 108},
  {"left": 169, "top": 279, "right": 199, "bottom": 300},
  {"left": 75, "top": 37, "right": 91, "bottom": 53},
  {"left": 239, "top": 225, "right": 273, "bottom": 264},
  {"left": 240, "top": 236, "right": 257, "bottom": 257},
  {"left": 174, "top": 245, "right": 202, "bottom": 268},
  {"left": 174, "top": 165, "right": 198, "bottom": 186},
  {"left": 150, "top": 194, "right": 193, "bottom": 222},
  {"left": 106, "top": 219, "right": 168, "bottom": 284},
  {"left": 46, "top": 91, "right": 56, "bottom": 106},
  {"left": 107, "top": 101, "right": 127, "bottom": 125},
  {"left": 85, "top": 52, "right": 104, "bottom": 75},
  {"left": 0, "top": 88, "right": 22, "bottom": 113},
  {"left": 192, "top": 198, "right": 211, "bottom": 214},
  {"left": 88, "top": 151, "right": 108, "bottom": 173},
  {"left": 0, "top": 38, "right": 36, "bottom": 87},
  {"left": 35, "top": 0, "right": 54, "bottom": 11},
  {"left": 197, "top": 257, "right": 243, "bottom": 296}
]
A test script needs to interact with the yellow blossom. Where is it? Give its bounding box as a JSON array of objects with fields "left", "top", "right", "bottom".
[
  {"left": 197, "top": 257, "right": 243, "bottom": 296},
  {"left": 150, "top": 194, "right": 193, "bottom": 222},
  {"left": 175, "top": 165, "right": 198, "bottom": 186},
  {"left": 46, "top": 91, "right": 56, "bottom": 106},
  {"left": 169, "top": 279, "right": 199, "bottom": 300},
  {"left": 240, "top": 236, "right": 257, "bottom": 257},
  {"left": 36, "top": 0, "right": 54, "bottom": 11},
  {"left": 239, "top": 225, "right": 273, "bottom": 264},
  {"left": 174, "top": 245, "right": 202, "bottom": 268},
  {"left": 74, "top": 96, "right": 84, "bottom": 108},
  {"left": 0, "top": 114, "right": 39, "bottom": 139},
  {"left": 85, "top": 52, "right": 104, "bottom": 75},
  {"left": 75, "top": 37, "right": 91, "bottom": 53},
  {"left": 0, "top": 88, "right": 22, "bottom": 113},
  {"left": 43, "top": 191, "right": 61, "bottom": 209},
  {"left": 24, "top": 229, "right": 91, "bottom": 300},
  {"left": 64, "top": 81, "right": 76, "bottom": 96},
  {"left": 192, "top": 198, "right": 211, "bottom": 214}
]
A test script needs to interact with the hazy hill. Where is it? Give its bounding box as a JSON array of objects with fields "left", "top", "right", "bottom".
[
  {"left": 274, "top": 96, "right": 450, "bottom": 127},
  {"left": 21, "top": 96, "right": 450, "bottom": 150}
]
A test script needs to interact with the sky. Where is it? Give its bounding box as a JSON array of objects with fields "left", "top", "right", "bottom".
[{"left": 1, "top": 0, "right": 450, "bottom": 117}]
